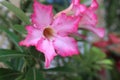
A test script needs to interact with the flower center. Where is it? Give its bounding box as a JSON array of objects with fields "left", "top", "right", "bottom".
[
  {"left": 67, "top": 11, "right": 74, "bottom": 16},
  {"left": 43, "top": 27, "right": 54, "bottom": 39}
]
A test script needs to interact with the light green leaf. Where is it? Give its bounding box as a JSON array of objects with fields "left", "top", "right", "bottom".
[
  {"left": 0, "top": 1, "right": 30, "bottom": 24},
  {"left": 13, "top": 25, "right": 27, "bottom": 34},
  {"left": 91, "top": 47, "right": 106, "bottom": 59},
  {"left": 97, "top": 59, "right": 113, "bottom": 65}
]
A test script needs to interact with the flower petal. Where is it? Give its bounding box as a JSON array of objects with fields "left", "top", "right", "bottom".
[
  {"left": 80, "top": 24, "right": 105, "bottom": 38},
  {"left": 36, "top": 38, "right": 57, "bottom": 68},
  {"left": 71, "top": 0, "right": 80, "bottom": 5},
  {"left": 89, "top": 0, "right": 99, "bottom": 11},
  {"left": 54, "top": 0, "right": 82, "bottom": 18},
  {"left": 93, "top": 41, "right": 109, "bottom": 48},
  {"left": 19, "top": 26, "right": 42, "bottom": 47},
  {"left": 72, "top": 4, "right": 87, "bottom": 16},
  {"left": 52, "top": 14, "right": 80, "bottom": 36},
  {"left": 108, "top": 34, "right": 120, "bottom": 44},
  {"left": 79, "top": 9, "right": 105, "bottom": 38},
  {"left": 53, "top": 36, "right": 79, "bottom": 57},
  {"left": 31, "top": 0, "right": 53, "bottom": 28},
  {"left": 80, "top": 10, "right": 98, "bottom": 26}
]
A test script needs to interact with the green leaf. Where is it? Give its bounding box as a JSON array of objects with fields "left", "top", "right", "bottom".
[
  {"left": 10, "top": 58, "right": 25, "bottom": 71},
  {"left": 91, "top": 47, "right": 106, "bottom": 60},
  {"left": 0, "top": 68, "right": 21, "bottom": 80},
  {"left": 15, "top": 75, "right": 25, "bottom": 80},
  {"left": 13, "top": 25, "right": 27, "bottom": 34},
  {"left": 25, "top": 68, "right": 45, "bottom": 80},
  {"left": 0, "top": 26, "right": 23, "bottom": 52},
  {"left": 97, "top": 59, "right": 113, "bottom": 65},
  {"left": 43, "top": 66, "right": 74, "bottom": 72},
  {"left": 68, "top": 76, "right": 83, "bottom": 80},
  {"left": 0, "top": 1, "right": 30, "bottom": 24},
  {"left": 0, "top": 49, "right": 27, "bottom": 58},
  {"left": 93, "top": 65, "right": 102, "bottom": 71}
]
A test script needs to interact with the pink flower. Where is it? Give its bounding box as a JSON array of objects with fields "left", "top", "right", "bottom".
[
  {"left": 55, "top": 0, "right": 105, "bottom": 38},
  {"left": 19, "top": 0, "right": 80, "bottom": 68},
  {"left": 108, "top": 33, "right": 120, "bottom": 44},
  {"left": 93, "top": 33, "right": 120, "bottom": 56},
  {"left": 93, "top": 40, "right": 110, "bottom": 55}
]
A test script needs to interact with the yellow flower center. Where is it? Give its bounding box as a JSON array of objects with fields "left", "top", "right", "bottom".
[{"left": 43, "top": 27, "right": 54, "bottom": 39}]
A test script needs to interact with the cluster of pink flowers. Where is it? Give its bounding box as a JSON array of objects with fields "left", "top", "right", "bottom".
[
  {"left": 94, "top": 33, "right": 120, "bottom": 72},
  {"left": 19, "top": 0, "right": 105, "bottom": 68},
  {"left": 93, "top": 33, "right": 120, "bottom": 55}
]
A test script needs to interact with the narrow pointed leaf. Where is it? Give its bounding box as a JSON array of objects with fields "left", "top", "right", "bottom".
[
  {"left": 0, "top": 26, "right": 23, "bottom": 52},
  {"left": 25, "top": 68, "right": 45, "bottom": 80},
  {"left": 0, "top": 1, "right": 30, "bottom": 24},
  {"left": 43, "top": 66, "right": 74, "bottom": 72},
  {"left": 0, "top": 68, "right": 21, "bottom": 80},
  {"left": 13, "top": 25, "right": 27, "bottom": 34},
  {"left": 0, "top": 49, "right": 27, "bottom": 58}
]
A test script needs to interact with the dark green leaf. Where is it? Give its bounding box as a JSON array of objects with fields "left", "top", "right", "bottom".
[
  {"left": 0, "top": 68, "right": 21, "bottom": 80},
  {"left": 10, "top": 58, "right": 25, "bottom": 71},
  {"left": 0, "top": 49, "right": 27, "bottom": 58},
  {"left": 43, "top": 66, "right": 74, "bottom": 72},
  {"left": 68, "top": 76, "right": 83, "bottom": 80},
  {"left": 25, "top": 68, "right": 45, "bottom": 80}
]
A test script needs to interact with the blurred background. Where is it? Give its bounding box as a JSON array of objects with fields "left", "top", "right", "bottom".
[{"left": 0, "top": 0, "right": 120, "bottom": 80}]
